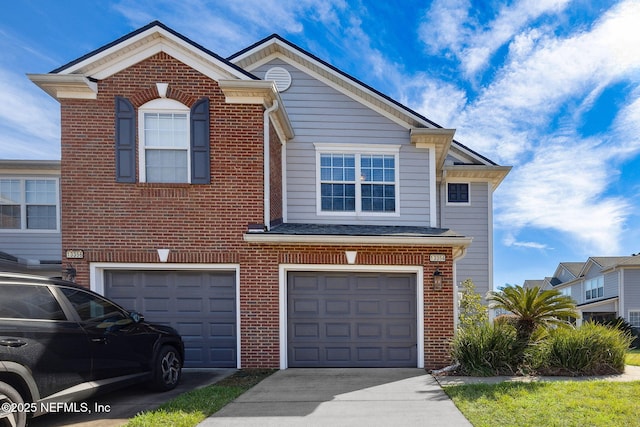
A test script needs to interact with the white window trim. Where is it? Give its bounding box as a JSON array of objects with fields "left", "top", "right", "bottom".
[
  {"left": 278, "top": 264, "right": 424, "bottom": 369},
  {"left": 628, "top": 309, "right": 640, "bottom": 328},
  {"left": 138, "top": 98, "right": 191, "bottom": 183},
  {"left": 446, "top": 181, "right": 471, "bottom": 206},
  {"left": 0, "top": 176, "right": 60, "bottom": 233},
  {"left": 584, "top": 276, "right": 604, "bottom": 301},
  {"left": 314, "top": 143, "right": 401, "bottom": 217}
]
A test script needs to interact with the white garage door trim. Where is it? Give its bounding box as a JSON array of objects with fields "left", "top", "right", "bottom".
[
  {"left": 279, "top": 264, "right": 424, "bottom": 369},
  {"left": 90, "top": 262, "right": 242, "bottom": 368}
]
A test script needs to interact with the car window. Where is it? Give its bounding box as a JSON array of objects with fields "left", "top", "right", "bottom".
[
  {"left": 0, "top": 284, "right": 66, "bottom": 320},
  {"left": 60, "top": 288, "right": 128, "bottom": 323}
]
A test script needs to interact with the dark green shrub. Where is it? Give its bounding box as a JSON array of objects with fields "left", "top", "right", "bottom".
[
  {"left": 451, "top": 321, "right": 521, "bottom": 376},
  {"left": 533, "top": 322, "right": 633, "bottom": 376}
]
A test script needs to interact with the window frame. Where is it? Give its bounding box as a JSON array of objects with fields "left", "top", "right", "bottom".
[
  {"left": 446, "top": 182, "right": 470, "bottom": 205},
  {"left": 584, "top": 276, "right": 604, "bottom": 301},
  {"left": 629, "top": 310, "right": 640, "bottom": 328},
  {"left": 138, "top": 98, "right": 191, "bottom": 184},
  {"left": 314, "top": 143, "right": 401, "bottom": 217},
  {"left": 0, "top": 177, "right": 60, "bottom": 233}
]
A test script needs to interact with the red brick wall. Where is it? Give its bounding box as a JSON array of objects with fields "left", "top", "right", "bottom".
[{"left": 58, "top": 52, "right": 456, "bottom": 371}]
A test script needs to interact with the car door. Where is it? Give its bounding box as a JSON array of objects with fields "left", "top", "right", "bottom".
[
  {"left": 0, "top": 283, "right": 92, "bottom": 398},
  {"left": 57, "top": 286, "right": 157, "bottom": 380}
]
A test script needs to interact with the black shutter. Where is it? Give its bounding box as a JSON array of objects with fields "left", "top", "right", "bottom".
[
  {"left": 190, "top": 98, "right": 210, "bottom": 184},
  {"left": 115, "top": 97, "right": 136, "bottom": 183}
]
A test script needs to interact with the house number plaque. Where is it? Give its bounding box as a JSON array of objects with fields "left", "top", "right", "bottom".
[
  {"left": 429, "top": 254, "right": 446, "bottom": 262},
  {"left": 65, "top": 250, "right": 84, "bottom": 259}
]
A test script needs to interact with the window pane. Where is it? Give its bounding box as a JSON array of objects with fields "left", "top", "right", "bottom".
[
  {"left": 0, "top": 179, "right": 21, "bottom": 203},
  {"left": 146, "top": 150, "right": 188, "bottom": 183},
  {"left": 361, "top": 184, "right": 395, "bottom": 212},
  {"left": 26, "top": 205, "right": 56, "bottom": 229},
  {"left": 26, "top": 180, "right": 56, "bottom": 204},
  {"left": 0, "top": 205, "right": 20, "bottom": 229},
  {"left": 0, "top": 285, "right": 65, "bottom": 320},
  {"left": 320, "top": 183, "right": 355, "bottom": 211},
  {"left": 448, "top": 183, "right": 469, "bottom": 203},
  {"left": 61, "top": 288, "right": 127, "bottom": 323},
  {"left": 144, "top": 113, "right": 188, "bottom": 148}
]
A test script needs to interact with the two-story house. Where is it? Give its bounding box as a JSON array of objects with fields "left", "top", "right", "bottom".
[
  {"left": 0, "top": 160, "right": 62, "bottom": 277},
  {"left": 524, "top": 257, "right": 640, "bottom": 330},
  {"left": 28, "top": 21, "right": 510, "bottom": 370}
]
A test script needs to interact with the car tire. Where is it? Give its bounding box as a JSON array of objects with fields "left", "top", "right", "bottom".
[
  {"left": 0, "top": 381, "right": 27, "bottom": 427},
  {"left": 150, "top": 346, "right": 182, "bottom": 392}
]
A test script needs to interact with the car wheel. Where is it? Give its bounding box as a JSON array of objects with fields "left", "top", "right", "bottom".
[
  {"left": 151, "top": 346, "right": 182, "bottom": 391},
  {"left": 0, "top": 381, "right": 27, "bottom": 427}
]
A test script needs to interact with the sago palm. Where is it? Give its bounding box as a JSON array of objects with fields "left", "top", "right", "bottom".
[{"left": 486, "top": 285, "right": 577, "bottom": 343}]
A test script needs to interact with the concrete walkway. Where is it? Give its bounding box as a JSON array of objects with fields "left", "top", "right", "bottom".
[{"left": 198, "top": 368, "right": 472, "bottom": 427}]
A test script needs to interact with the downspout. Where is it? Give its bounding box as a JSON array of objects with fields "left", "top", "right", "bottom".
[{"left": 263, "top": 100, "right": 279, "bottom": 231}]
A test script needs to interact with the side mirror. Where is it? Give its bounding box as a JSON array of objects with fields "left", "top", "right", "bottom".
[{"left": 130, "top": 311, "right": 145, "bottom": 323}]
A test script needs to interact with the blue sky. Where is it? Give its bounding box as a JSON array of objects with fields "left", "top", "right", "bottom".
[{"left": 2, "top": 0, "right": 640, "bottom": 288}]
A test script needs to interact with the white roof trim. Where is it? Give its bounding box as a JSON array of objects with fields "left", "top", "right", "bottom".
[
  {"left": 231, "top": 38, "right": 436, "bottom": 130},
  {"left": 58, "top": 26, "right": 251, "bottom": 82}
]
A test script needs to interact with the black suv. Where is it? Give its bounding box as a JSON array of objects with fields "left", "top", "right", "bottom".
[{"left": 0, "top": 272, "right": 184, "bottom": 427}]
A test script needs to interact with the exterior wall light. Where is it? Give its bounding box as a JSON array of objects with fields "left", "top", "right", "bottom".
[{"left": 433, "top": 268, "right": 443, "bottom": 290}]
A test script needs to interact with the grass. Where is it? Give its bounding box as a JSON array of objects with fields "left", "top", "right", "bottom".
[
  {"left": 444, "top": 380, "right": 640, "bottom": 427},
  {"left": 626, "top": 349, "right": 640, "bottom": 366},
  {"left": 124, "top": 369, "right": 274, "bottom": 427}
]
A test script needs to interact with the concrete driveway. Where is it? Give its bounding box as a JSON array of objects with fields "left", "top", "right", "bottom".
[
  {"left": 198, "top": 368, "right": 472, "bottom": 427},
  {"left": 29, "top": 369, "right": 235, "bottom": 427}
]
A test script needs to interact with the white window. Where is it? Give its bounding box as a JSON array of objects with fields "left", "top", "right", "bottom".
[
  {"left": 315, "top": 144, "right": 400, "bottom": 215},
  {"left": 585, "top": 276, "right": 604, "bottom": 300},
  {"left": 629, "top": 310, "right": 640, "bottom": 328},
  {"left": 0, "top": 178, "right": 59, "bottom": 231},
  {"left": 139, "top": 99, "right": 190, "bottom": 183},
  {"left": 559, "top": 287, "right": 571, "bottom": 298}
]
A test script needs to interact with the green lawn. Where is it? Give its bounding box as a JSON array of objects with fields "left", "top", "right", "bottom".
[
  {"left": 444, "top": 380, "right": 640, "bottom": 427},
  {"left": 125, "top": 370, "right": 274, "bottom": 427},
  {"left": 626, "top": 349, "right": 640, "bottom": 366}
]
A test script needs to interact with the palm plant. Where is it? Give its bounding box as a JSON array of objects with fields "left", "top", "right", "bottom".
[{"left": 486, "top": 285, "right": 577, "bottom": 344}]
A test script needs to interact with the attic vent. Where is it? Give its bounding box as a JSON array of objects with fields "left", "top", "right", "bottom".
[{"left": 265, "top": 67, "right": 292, "bottom": 92}]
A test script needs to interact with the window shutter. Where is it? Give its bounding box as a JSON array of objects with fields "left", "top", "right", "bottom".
[
  {"left": 115, "top": 97, "right": 136, "bottom": 183},
  {"left": 190, "top": 98, "right": 210, "bottom": 184}
]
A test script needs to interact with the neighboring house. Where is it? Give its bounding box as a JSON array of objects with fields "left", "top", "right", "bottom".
[
  {"left": 524, "top": 257, "right": 640, "bottom": 328},
  {"left": 28, "top": 21, "right": 510, "bottom": 370},
  {"left": 0, "top": 160, "right": 62, "bottom": 277}
]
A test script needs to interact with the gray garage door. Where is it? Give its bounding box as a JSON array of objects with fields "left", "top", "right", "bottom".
[
  {"left": 104, "top": 270, "right": 236, "bottom": 368},
  {"left": 288, "top": 272, "right": 417, "bottom": 367}
]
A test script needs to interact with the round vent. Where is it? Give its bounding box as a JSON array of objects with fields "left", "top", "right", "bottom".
[{"left": 265, "top": 67, "right": 292, "bottom": 92}]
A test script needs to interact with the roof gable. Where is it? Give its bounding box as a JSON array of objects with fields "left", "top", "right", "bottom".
[{"left": 29, "top": 21, "right": 258, "bottom": 100}]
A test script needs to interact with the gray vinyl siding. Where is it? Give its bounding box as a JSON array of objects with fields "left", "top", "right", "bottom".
[
  {"left": 441, "top": 182, "right": 490, "bottom": 294},
  {"left": 603, "top": 271, "right": 618, "bottom": 299},
  {"left": 254, "top": 59, "right": 431, "bottom": 226},
  {"left": 557, "top": 268, "right": 575, "bottom": 283},
  {"left": 623, "top": 269, "right": 640, "bottom": 319},
  {"left": 0, "top": 232, "right": 61, "bottom": 262}
]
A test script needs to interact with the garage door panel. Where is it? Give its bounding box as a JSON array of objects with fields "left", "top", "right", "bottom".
[
  {"left": 105, "top": 270, "right": 237, "bottom": 368},
  {"left": 288, "top": 272, "right": 417, "bottom": 367}
]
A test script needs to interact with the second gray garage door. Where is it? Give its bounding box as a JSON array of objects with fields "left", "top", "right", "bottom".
[
  {"left": 288, "top": 272, "right": 417, "bottom": 367},
  {"left": 104, "top": 270, "right": 237, "bottom": 368}
]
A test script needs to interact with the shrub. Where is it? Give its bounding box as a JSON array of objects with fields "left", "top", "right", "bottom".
[
  {"left": 533, "top": 322, "right": 633, "bottom": 376},
  {"left": 451, "top": 321, "right": 521, "bottom": 376},
  {"left": 457, "top": 279, "right": 488, "bottom": 331}
]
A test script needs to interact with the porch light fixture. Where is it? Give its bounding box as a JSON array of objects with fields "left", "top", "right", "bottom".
[
  {"left": 62, "top": 263, "right": 77, "bottom": 283},
  {"left": 433, "top": 268, "right": 443, "bottom": 290}
]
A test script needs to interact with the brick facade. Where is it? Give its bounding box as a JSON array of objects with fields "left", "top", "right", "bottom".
[{"left": 58, "top": 51, "right": 457, "bottom": 371}]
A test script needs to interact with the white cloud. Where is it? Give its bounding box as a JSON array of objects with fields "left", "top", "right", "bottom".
[
  {"left": 503, "top": 232, "right": 551, "bottom": 250},
  {"left": 0, "top": 68, "right": 60, "bottom": 159},
  {"left": 418, "top": 0, "right": 572, "bottom": 76}
]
